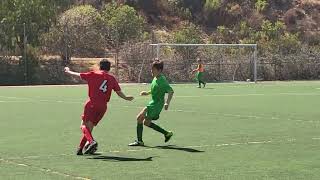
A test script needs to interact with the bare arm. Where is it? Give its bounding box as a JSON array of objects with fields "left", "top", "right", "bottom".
[
  {"left": 116, "top": 91, "right": 134, "bottom": 101},
  {"left": 164, "top": 91, "right": 174, "bottom": 110},
  {"left": 140, "top": 90, "right": 151, "bottom": 96},
  {"left": 64, "top": 67, "right": 81, "bottom": 77}
]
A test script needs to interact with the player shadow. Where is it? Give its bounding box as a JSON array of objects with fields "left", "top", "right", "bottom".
[
  {"left": 88, "top": 155, "right": 154, "bottom": 162},
  {"left": 150, "top": 145, "right": 204, "bottom": 153}
]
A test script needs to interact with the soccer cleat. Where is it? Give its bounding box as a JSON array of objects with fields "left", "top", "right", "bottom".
[
  {"left": 83, "top": 141, "right": 98, "bottom": 155},
  {"left": 197, "top": 86, "right": 201, "bottom": 88},
  {"left": 165, "top": 131, "right": 173, "bottom": 143},
  {"left": 128, "top": 140, "right": 144, "bottom": 146},
  {"left": 76, "top": 147, "right": 83, "bottom": 156},
  {"left": 84, "top": 143, "right": 97, "bottom": 154},
  {"left": 203, "top": 83, "right": 206, "bottom": 88}
]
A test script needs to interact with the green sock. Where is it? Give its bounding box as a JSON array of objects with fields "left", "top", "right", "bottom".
[
  {"left": 137, "top": 123, "right": 143, "bottom": 142},
  {"left": 149, "top": 123, "right": 168, "bottom": 135}
]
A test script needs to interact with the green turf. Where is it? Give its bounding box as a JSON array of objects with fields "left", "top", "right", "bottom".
[{"left": 1, "top": 82, "right": 320, "bottom": 180}]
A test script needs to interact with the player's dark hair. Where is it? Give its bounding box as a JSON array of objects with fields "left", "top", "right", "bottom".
[
  {"left": 100, "top": 59, "right": 111, "bottom": 71},
  {"left": 152, "top": 60, "right": 164, "bottom": 71}
]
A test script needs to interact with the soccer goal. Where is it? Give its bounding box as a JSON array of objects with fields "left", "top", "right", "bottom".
[{"left": 138, "top": 43, "right": 258, "bottom": 83}]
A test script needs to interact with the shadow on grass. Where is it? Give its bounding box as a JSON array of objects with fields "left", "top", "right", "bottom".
[
  {"left": 150, "top": 145, "right": 205, "bottom": 153},
  {"left": 88, "top": 156, "right": 154, "bottom": 162}
]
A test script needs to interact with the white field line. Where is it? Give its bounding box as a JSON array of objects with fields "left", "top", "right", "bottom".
[
  {"left": 0, "top": 158, "right": 91, "bottom": 180},
  {"left": 176, "top": 92, "right": 320, "bottom": 98},
  {"left": 0, "top": 96, "right": 318, "bottom": 123},
  {"left": 5, "top": 137, "right": 320, "bottom": 161}
]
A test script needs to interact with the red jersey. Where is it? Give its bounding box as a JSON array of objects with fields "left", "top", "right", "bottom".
[{"left": 80, "top": 71, "right": 121, "bottom": 106}]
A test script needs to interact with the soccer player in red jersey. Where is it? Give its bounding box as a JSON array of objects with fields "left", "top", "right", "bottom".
[{"left": 64, "top": 59, "right": 134, "bottom": 155}]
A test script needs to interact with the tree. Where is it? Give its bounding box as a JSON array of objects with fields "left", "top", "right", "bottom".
[
  {"left": 172, "top": 22, "right": 203, "bottom": 59},
  {"left": 42, "top": 5, "right": 105, "bottom": 60},
  {"left": 101, "top": 3, "right": 145, "bottom": 75},
  {"left": 0, "top": 0, "right": 66, "bottom": 51}
]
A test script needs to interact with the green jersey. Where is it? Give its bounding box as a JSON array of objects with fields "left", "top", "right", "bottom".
[
  {"left": 145, "top": 74, "right": 173, "bottom": 120},
  {"left": 150, "top": 74, "right": 173, "bottom": 104}
]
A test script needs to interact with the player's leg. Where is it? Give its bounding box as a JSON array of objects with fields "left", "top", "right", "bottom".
[
  {"left": 198, "top": 72, "right": 206, "bottom": 87},
  {"left": 81, "top": 119, "right": 94, "bottom": 144},
  {"left": 129, "top": 108, "right": 146, "bottom": 146},
  {"left": 199, "top": 79, "right": 206, "bottom": 87},
  {"left": 77, "top": 120, "right": 94, "bottom": 155},
  {"left": 144, "top": 119, "right": 173, "bottom": 143},
  {"left": 82, "top": 120, "right": 98, "bottom": 154},
  {"left": 143, "top": 106, "right": 173, "bottom": 143},
  {"left": 83, "top": 107, "right": 107, "bottom": 154},
  {"left": 80, "top": 102, "right": 103, "bottom": 155},
  {"left": 77, "top": 121, "right": 89, "bottom": 155},
  {"left": 196, "top": 72, "right": 201, "bottom": 88}
]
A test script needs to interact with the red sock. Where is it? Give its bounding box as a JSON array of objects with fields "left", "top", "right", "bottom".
[
  {"left": 79, "top": 135, "right": 87, "bottom": 149},
  {"left": 81, "top": 125, "right": 93, "bottom": 144}
]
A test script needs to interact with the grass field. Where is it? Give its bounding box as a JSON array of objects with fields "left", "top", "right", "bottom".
[{"left": 1, "top": 82, "right": 320, "bottom": 180}]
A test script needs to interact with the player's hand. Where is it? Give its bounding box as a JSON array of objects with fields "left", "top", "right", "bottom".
[
  {"left": 125, "top": 96, "right": 134, "bottom": 101},
  {"left": 164, "top": 103, "right": 169, "bottom": 110},
  {"left": 64, "top": 67, "right": 70, "bottom": 73},
  {"left": 140, "top": 91, "right": 149, "bottom": 96}
]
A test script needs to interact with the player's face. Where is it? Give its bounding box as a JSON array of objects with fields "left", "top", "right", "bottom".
[{"left": 151, "top": 67, "right": 160, "bottom": 77}]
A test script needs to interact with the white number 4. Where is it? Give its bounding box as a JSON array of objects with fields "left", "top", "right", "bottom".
[{"left": 99, "top": 80, "right": 108, "bottom": 93}]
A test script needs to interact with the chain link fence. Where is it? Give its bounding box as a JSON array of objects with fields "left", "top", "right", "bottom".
[
  {"left": 1, "top": 23, "right": 320, "bottom": 85},
  {"left": 119, "top": 43, "right": 320, "bottom": 83}
]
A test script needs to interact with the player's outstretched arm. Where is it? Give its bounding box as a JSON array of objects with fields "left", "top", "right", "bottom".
[
  {"left": 140, "top": 91, "right": 151, "bottom": 96},
  {"left": 164, "top": 91, "right": 174, "bottom": 110},
  {"left": 64, "top": 67, "right": 81, "bottom": 77},
  {"left": 116, "top": 91, "right": 134, "bottom": 101}
]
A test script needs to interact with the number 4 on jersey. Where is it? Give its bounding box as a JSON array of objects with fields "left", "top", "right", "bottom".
[{"left": 99, "top": 80, "right": 108, "bottom": 93}]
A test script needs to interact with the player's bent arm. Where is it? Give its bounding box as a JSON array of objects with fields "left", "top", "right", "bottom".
[
  {"left": 64, "top": 67, "right": 81, "bottom": 77},
  {"left": 166, "top": 91, "right": 174, "bottom": 105},
  {"left": 140, "top": 91, "right": 151, "bottom": 96},
  {"left": 191, "top": 69, "right": 199, "bottom": 73},
  {"left": 164, "top": 91, "right": 174, "bottom": 110},
  {"left": 116, "top": 91, "right": 134, "bottom": 101}
]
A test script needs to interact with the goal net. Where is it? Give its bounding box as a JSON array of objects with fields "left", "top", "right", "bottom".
[{"left": 137, "top": 43, "right": 258, "bottom": 83}]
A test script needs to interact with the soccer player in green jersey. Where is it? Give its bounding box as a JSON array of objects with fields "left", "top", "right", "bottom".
[{"left": 129, "top": 60, "right": 174, "bottom": 146}]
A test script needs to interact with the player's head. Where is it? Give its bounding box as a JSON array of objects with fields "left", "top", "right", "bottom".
[
  {"left": 100, "top": 59, "right": 111, "bottom": 71},
  {"left": 151, "top": 59, "right": 164, "bottom": 77}
]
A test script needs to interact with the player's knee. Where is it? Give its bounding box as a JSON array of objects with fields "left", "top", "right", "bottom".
[
  {"left": 136, "top": 114, "right": 144, "bottom": 122},
  {"left": 144, "top": 120, "right": 151, "bottom": 126}
]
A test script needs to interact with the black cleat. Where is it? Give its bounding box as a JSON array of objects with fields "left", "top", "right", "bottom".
[
  {"left": 203, "top": 83, "right": 206, "bottom": 88},
  {"left": 165, "top": 131, "right": 173, "bottom": 143},
  {"left": 76, "top": 147, "right": 83, "bottom": 156},
  {"left": 83, "top": 141, "right": 98, "bottom": 155},
  {"left": 128, "top": 140, "right": 144, "bottom": 146}
]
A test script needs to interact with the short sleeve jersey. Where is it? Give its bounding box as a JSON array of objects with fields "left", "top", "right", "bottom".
[
  {"left": 150, "top": 74, "right": 173, "bottom": 104},
  {"left": 80, "top": 70, "right": 121, "bottom": 106}
]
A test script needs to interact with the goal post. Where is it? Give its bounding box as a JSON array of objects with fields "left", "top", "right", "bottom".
[{"left": 149, "top": 43, "right": 258, "bottom": 82}]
